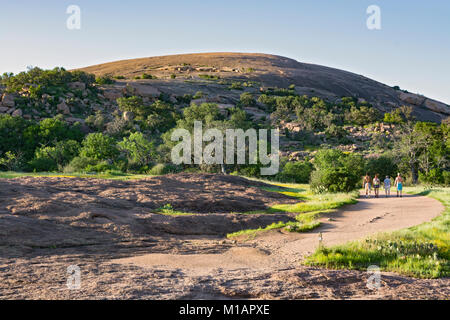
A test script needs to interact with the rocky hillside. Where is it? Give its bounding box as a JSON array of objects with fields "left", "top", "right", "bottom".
[{"left": 77, "top": 52, "right": 449, "bottom": 122}]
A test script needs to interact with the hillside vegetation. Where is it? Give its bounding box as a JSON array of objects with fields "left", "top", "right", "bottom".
[{"left": 1, "top": 54, "right": 449, "bottom": 189}]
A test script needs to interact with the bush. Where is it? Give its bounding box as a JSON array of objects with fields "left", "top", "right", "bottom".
[
  {"left": 276, "top": 161, "right": 314, "bottom": 183},
  {"left": 364, "top": 155, "right": 398, "bottom": 180},
  {"left": 0, "top": 151, "right": 24, "bottom": 171},
  {"left": 64, "top": 156, "right": 97, "bottom": 173},
  {"left": 229, "top": 82, "right": 243, "bottom": 90},
  {"left": 118, "top": 132, "right": 156, "bottom": 168},
  {"left": 117, "top": 96, "right": 147, "bottom": 119},
  {"left": 310, "top": 149, "right": 364, "bottom": 193},
  {"left": 239, "top": 92, "right": 256, "bottom": 108},
  {"left": 80, "top": 133, "right": 118, "bottom": 161},
  {"left": 142, "top": 73, "right": 155, "bottom": 80},
  {"left": 85, "top": 161, "right": 117, "bottom": 173},
  {"left": 148, "top": 163, "right": 181, "bottom": 175},
  {"left": 95, "top": 76, "right": 115, "bottom": 85},
  {"left": 29, "top": 140, "right": 80, "bottom": 172}
]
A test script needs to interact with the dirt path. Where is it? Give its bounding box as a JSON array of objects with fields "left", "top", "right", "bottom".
[{"left": 114, "top": 192, "right": 444, "bottom": 274}]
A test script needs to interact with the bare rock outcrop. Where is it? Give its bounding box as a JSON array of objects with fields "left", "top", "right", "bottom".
[
  {"left": 57, "top": 101, "right": 71, "bottom": 115},
  {"left": 1, "top": 93, "right": 16, "bottom": 108},
  {"left": 126, "top": 82, "right": 161, "bottom": 97}
]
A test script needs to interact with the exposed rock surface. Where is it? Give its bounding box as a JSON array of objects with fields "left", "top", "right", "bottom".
[{"left": 77, "top": 53, "right": 449, "bottom": 122}]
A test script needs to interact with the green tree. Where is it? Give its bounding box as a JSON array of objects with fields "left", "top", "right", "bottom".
[
  {"left": 117, "top": 96, "right": 148, "bottom": 119},
  {"left": 80, "top": 133, "right": 118, "bottom": 161},
  {"left": 29, "top": 140, "right": 80, "bottom": 171},
  {"left": 364, "top": 154, "right": 398, "bottom": 179},
  {"left": 118, "top": 132, "right": 156, "bottom": 167},
  {"left": 239, "top": 92, "right": 256, "bottom": 108},
  {"left": 310, "top": 149, "right": 364, "bottom": 193}
]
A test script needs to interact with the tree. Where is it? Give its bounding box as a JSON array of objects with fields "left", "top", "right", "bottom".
[
  {"left": 239, "top": 92, "right": 256, "bottom": 108},
  {"left": 393, "top": 121, "right": 447, "bottom": 184},
  {"left": 276, "top": 161, "right": 314, "bottom": 183},
  {"left": 80, "top": 133, "right": 118, "bottom": 161},
  {"left": 0, "top": 151, "right": 23, "bottom": 171},
  {"left": 29, "top": 140, "right": 80, "bottom": 171},
  {"left": 310, "top": 149, "right": 364, "bottom": 193},
  {"left": 383, "top": 106, "right": 414, "bottom": 124},
  {"left": 117, "top": 96, "right": 148, "bottom": 119},
  {"left": 364, "top": 154, "right": 398, "bottom": 179},
  {"left": 118, "top": 132, "right": 156, "bottom": 167}
]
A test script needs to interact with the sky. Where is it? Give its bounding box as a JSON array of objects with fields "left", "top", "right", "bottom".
[{"left": 0, "top": 0, "right": 449, "bottom": 104}]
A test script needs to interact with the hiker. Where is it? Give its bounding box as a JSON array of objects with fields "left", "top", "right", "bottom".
[
  {"left": 395, "top": 173, "right": 403, "bottom": 198},
  {"left": 384, "top": 176, "right": 391, "bottom": 197},
  {"left": 373, "top": 174, "right": 381, "bottom": 198},
  {"left": 363, "top": 174, "right": 371, "bottom": 198}
]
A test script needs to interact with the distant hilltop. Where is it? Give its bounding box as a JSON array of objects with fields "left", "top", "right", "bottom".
[{"left": 77, "top": 52, "right": 449, "bottom": 122}]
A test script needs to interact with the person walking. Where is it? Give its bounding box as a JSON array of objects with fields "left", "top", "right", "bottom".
[
  {"left": 395, "top": 173, "right": 403, "bottom": 198},
  {"left": 384, "top": 176, "right": 391, "bottom": 197},
  {"left": 373, "top": 174, "right": 381, "bottom": 198},
  {"left": 363, "top": 174, "right": 372, "bottom": 198}
]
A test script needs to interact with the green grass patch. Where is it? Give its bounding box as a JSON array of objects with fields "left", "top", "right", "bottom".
[
  {"left": 154, "top": 204, "right": 195, "bottom": 216},
  {"left": 305, "top": 186, "right": 450, "bottom": 278},
  {"left": 263, "top": 183, "right": 358, "bottom": 214},
  {"left": 227, "top": 181, "right": 359, "bottom": 239}
]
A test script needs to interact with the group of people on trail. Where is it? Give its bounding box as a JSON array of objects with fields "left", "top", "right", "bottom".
[{"left": 363, "top": 173, "right": 403, "bottom": 199}]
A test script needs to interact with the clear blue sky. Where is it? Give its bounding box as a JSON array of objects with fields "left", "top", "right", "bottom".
[{"left": 1, "top": 0, "right": 449, "bottom": 104}]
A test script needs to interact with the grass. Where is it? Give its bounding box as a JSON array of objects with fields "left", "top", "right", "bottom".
[
  {"left": 154, "top": 204, "right": 195, "bottom": 216},
  {"left": 305, "top": 186, "right": 450, "bottom": 279},
  {"left": 255, "top": 183, "right": 358, "bottom": 214},
  {"left": 227, "top": 182, "right": 359, "bottom": 240}
]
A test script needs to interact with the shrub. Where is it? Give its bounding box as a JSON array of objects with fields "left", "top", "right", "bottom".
[
  {"left": 148, "top": 163, "right": 181, "bottom": 175},
  {"left": 80, "top": 133, "right": 118, "bottom": 161},
  {"left": 310, "top": 149, "right": 364, "bottom": 193},
  {"left": 142, "top": 73, "right": 155, "bottom": 79},
  {"left": 199, "top": 74, "right": 219, "bottom": 81},
  {"left": 118, "top": 132, "right": 156, "bottom": 167},
  {"left": 229, "top": 82, "right": 243, "bottom": 90},
  {"left": 364, "top": 155, "right": 398, "bottom": 180},
  {"left": 239, "top": 92, "right": 256, "bottom": 108},
  {"left": 29, "top": 140, "right": 80, "bottom": 171},
  {"left": 64, "top": 156, "right": 97, "bottom": 173},
  {"left": 95, "top": 76, "right": 115, "bottom": 85},
  {"left": 0, "top": 151, "right": 24, "bottom": 171},
  {"left": 276, "top": 161, "right": 314, "bottom": 183}
]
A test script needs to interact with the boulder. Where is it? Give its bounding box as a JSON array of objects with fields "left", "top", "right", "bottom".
[
  {"left": 169, "top": 95, "right": 178, "bottom": 104},
  {"left": 68, "top": 82, "right": 86, "bottom": 91},
  {"left": 0, "top": 106, "right": 8, "bottom": 113},
  {"left": 243, "top": 107, "right": 268, "bottom": 120},
  {"left": 57, "top": 102, "right": 71, "bottom": 115},
  {"left": 103, "top": 89, "right": 123, "bottom": 101},
  {"left": 423, "top": 99, "right": 450, "bottom": 115},
  {"left": 1, "top": 93, "right": 16, "bottom": 108},
  {"left": 65, "top": 117, "right": 85, "bottom": 124},
  {"left": 123, "top": 111, "right": 134, "bottom": 122},
  {"left": 126, "top": 82, "right": 161, "bottom": 97},
  {"left": 191, "top": 98, "right": 208, "bottom": 105},
  {"left": 399, "top": 92, "right": 426, "bottom": 106},
  {"left": 11, "top": 109, "right": 23, "bottom": 117}
]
